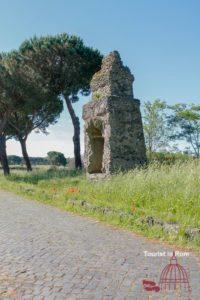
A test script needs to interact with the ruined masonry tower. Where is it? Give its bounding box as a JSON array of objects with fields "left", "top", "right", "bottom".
[{"left": 83, "top": 51, "right": 146, "bottom": 178}]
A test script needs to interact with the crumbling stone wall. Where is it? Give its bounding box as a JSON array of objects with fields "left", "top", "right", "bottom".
[
  {"left": 91, "top": 51, "right": 134, "bottom": 99},
  {"left": 83, "top": 51, "right": 147, "bottom": 178}
]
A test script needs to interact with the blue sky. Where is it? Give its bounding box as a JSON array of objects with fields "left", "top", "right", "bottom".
[{"left": 1, "top": 0, "right": 199, "bottom": 157}]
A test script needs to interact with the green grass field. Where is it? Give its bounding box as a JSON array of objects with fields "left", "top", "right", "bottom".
[{"left": 0, "top": 160, "right": 199, "bottom": 249}]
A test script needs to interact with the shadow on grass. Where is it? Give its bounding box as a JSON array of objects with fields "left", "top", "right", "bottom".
[
  {"left": 11, "top": 166, "right": 28, "bottom": 171},
  {"left": 7, "top": 169, "right": 83, "bottom": 184},
  {"left": 0, "top": 166, "right": 31, "bottom": 171}
]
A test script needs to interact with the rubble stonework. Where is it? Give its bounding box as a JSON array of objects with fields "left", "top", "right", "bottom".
[{"left": 82, "top": 51, "right": 147, "bottom": 178}]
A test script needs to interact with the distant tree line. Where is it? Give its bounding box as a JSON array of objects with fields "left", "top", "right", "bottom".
[
  {"left": 0, "top": 33, "right": 102, "bottom": 175},
  {"left": 8, "top": 151, "right": 68, "bottom": 167},
  {"left": 8, "top": 155, "right": 48, "bottom": 166}
]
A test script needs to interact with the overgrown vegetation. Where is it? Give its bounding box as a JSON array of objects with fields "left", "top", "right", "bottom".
[{"left": 0, "top": 160, "right": 199, "bottom": 249}]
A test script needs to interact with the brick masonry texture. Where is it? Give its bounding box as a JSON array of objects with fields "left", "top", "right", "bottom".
[
  {"left": 82, "top": 51, "right": 147, "bottom": 178},
  {"left": 0, "top": 191, "right": 199, "bottom": 299}
]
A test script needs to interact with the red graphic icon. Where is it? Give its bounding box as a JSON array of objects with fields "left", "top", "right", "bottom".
[
  {"left": 159, "top": 251, "right": 191, "bottom": 292},
  {"left": 142, "top": 280, "right": 160, "bottom": 292},
  {"left": 142, "top": 251, "right": 191, "bottom": 296}
]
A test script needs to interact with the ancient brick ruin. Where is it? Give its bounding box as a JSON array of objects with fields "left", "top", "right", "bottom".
[{"left": 82, "top": 51, "right": 146, "bottom": 178}]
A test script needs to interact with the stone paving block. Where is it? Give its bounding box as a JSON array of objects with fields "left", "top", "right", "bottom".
[{"left": 0, "top": 191, "right": 199, "bottom": 300}]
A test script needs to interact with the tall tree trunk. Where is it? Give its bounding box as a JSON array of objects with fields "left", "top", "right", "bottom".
[
  {"left": 64, "top": 95, "right": 82, "bottom": 170},
  {"left": 19, "top": 138, "right": 32, "bottom": 172},
  {"left": 0, "top": 134, "right": 10, "bottom": 176}
]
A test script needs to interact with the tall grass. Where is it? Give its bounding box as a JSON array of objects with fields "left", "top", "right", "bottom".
[
  {"left": 80, "top": 162, "right": 199, "bottom": 226},
  {"left": 0, "top": 160, "right": 199, "bottom": 248}
]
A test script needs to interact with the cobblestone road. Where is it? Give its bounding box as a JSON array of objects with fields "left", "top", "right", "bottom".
[{"left": 0, "top": 191, "right": 199, "bottom": 299}]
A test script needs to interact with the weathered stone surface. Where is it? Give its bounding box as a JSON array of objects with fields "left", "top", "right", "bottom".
[
  {"left": 83, "top": 51, "right": 147, "bottom": 177},
  {"left": 90, "top": 51, "right": 134, "bottom": 99}
]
